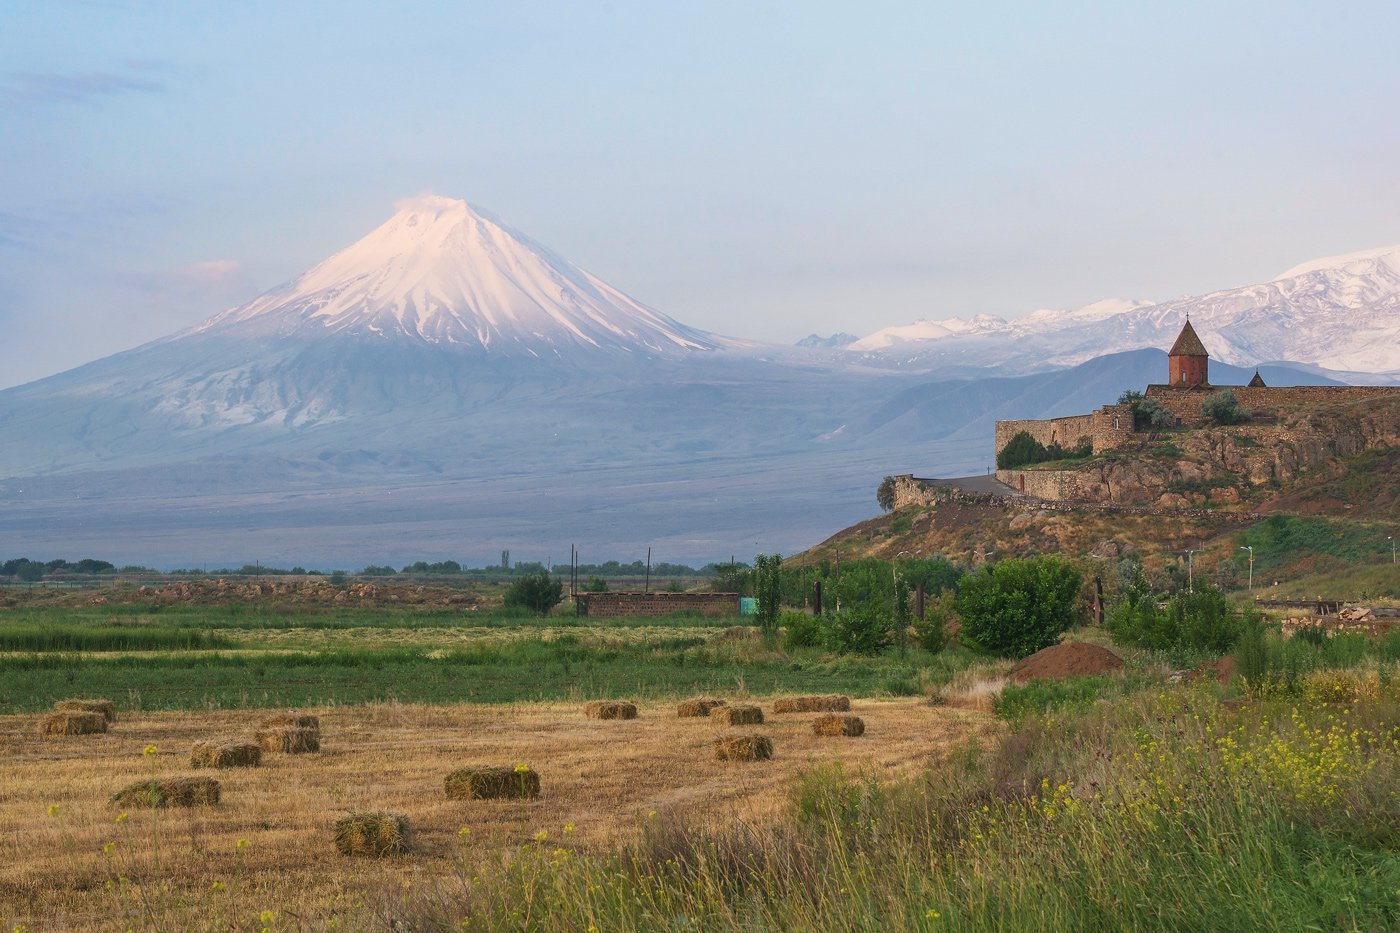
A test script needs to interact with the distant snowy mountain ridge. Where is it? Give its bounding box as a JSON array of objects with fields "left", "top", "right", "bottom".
[{"left": 850, "top": 245, "right": 1400, "bottom": 374}]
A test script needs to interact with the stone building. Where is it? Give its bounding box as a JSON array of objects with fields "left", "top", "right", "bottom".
[{"left": 994, "top": 321, "right": 1399, "bottom": 463}]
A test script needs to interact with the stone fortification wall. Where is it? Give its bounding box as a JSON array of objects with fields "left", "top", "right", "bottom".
[
  {"left": 1144, "top": 385, "right": 1399, "bottom": 427},
  {"left": 994, "top": 404, "right": 1136, "bottom": 459},
  {"left": 994, "top": 412, "right": 1096, "bottom": 455},
  {"left": 577, "top": 591, "right": 740, "bottom": 617}
]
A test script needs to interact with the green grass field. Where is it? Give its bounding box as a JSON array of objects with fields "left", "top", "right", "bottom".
[{"left": 0, "top": 604, "right": 964, "bottom": 712}]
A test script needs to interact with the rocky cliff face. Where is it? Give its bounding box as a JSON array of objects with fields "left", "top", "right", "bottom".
[{"left": 999, "top": 395, "right": 1400, "bottom": 510}]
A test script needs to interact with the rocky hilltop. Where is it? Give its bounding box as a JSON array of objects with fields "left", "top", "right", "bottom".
[{"left": 997, "top": 393, "right": 1400, "bottom": 513}]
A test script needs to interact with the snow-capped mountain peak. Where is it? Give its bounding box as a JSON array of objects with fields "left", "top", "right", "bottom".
[
  {"left": 190, "top": 194, "right": 725, "bottom": 356},
  {"left": 1273, "top": 244, "right": 1400, "bottom": 281},
  {"left": 844, "top": 242, "right": 1400, "bottom": 375}
]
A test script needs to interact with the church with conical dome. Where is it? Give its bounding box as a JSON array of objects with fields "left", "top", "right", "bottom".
[{"left": 992, "top": 321, "right": 1398, "bottom": 471}]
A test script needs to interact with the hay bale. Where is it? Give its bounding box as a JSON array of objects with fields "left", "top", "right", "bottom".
[
  {"left": 716, "top": 705, "right": 764, "bottom": 726},
  {"left": 257, "top": 711, "right": 320, "bottom": 730},
  {"left": 39, "top": 712, "right": 108, "bottom": 736},
  {"left": 584, "top": 701, "right": 638, "bottom": 720},
  {"left": 334, "top": 812, "right": 411, "bottom": 857},
  {"left": 714, "top": 734, "right": 774, "bottom": 762},
  {"left": 677, "top": 697, "right": 728, "bottom": 718},
  {"left": 444, "top": 766, "right": 541, "bottom": 800},
  {"left": 772, "top": 694, "right": 851, "bottom": 714},
  {"left": 813, "top": 714, "right": 865, "bottom": 737},
  {"left": 110, "top": 777, "right": 220, "bottom": 808},
  {"left": 190, "top": 740, "right": 262, "bottom": 768},
  {"left": 54, "top": 698, "right": 116, "bottom": 723},
  {"left": 255, "top": 727, "right": 320, "bottom": 754}
]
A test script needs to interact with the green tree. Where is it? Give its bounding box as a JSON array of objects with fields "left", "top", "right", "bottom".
[
  {"left": 955, "top": 556, "right": 1082, "bottom": 658},
  {"left": 753, "top": 553, "right": 783, "bottom": 636},
  {"left": 15, "top": 560, "right": 44, "bottom": 582},
  {"left": 583, "top": 576, "right": 608, "bottom": 593},
  {"left": 1201, "top": 389, "right": 1250, "bottom": 425},
  {"left": 876, "top": 476, "right": 897, "bottom": 512},
  {"left": 996, "top": 431, "right": 1048, "bottom": 469},
  {"left": 503, "top": 570, "right": 564, "bottom": 615}
]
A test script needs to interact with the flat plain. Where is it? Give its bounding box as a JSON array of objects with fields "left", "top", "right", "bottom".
[{"left": 0, "top": 696, "right": 995, "bottom": 927}]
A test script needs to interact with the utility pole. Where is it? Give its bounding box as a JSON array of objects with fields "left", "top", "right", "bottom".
[
  {"left": 1185, "top": 548, "right": 1199, "bottom": 594},
  {"left": 1239, "top": 545, "right": 1254, "bottom": 595},
  {"left": 645, "top": 546, "right": 651, "bottom": 594},
  {"left": 1390, "top": 535, "right": 1395, "bottom": 565}
]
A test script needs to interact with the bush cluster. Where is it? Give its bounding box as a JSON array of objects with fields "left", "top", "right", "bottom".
[{"left": 996, "top": 432, "right": 1092, "bottom": 470}]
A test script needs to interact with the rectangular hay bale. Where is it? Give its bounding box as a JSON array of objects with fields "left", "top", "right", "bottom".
[
  {"left": 190, "top": 740, "right": 263, "bottom": 768},
  {"left": 812, "top": 714, "right": 865, "bottom": 737},
  {"left": 677, "top": 697, "right": 728, "bottom": 718},
  {"left": 444, "top": 766, "right": 541, "bottom": 800},
  {"left": 334, "top": 812, "right": 412, "bottom": 857},
  {"left": 256, "top": 726, "right": 320, "bottom": 753},
  {"left": 716, "top": 705, "right": 764, "bottom": 726},
  {"left": 55, "top": 699, "right": 116, "bottom": 723},
  {"left": 39, "top": 712, "right": 108, "bottom": 736},
  {"left": 258, "top": 712, "right": 321, "bottom": 730},
  {"left": 584, "top": 701, "right": 638, "bottom": 720},
  {"left": 714, "top": 734, "right": 774, "bottom": 761},
  {"left": 110, "top": 777, "right": 221, "bottom": 808},
  {"left": 772, "top": 694, "right": 851, "bottom": 714}
]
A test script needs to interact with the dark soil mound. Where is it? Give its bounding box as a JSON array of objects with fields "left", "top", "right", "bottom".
[
  {"left": 1011, "top": 643, "right": 1124, "bottom": 683},
  {"left": 1195, "top": 655, "right": 1236, "bottom": 686}
]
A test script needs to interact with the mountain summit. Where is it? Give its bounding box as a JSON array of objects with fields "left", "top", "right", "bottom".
[{"left": 188, "top": 195, "right": 724, "bottom": 356}]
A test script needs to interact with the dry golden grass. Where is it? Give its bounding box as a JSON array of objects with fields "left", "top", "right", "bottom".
[{"left": 0, "top": 698, "right": 995, "bottom": 926}]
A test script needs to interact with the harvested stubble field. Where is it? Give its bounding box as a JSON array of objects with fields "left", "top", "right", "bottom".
[{"left": 0, "top": 698, "right": 994, "bottom": 927}]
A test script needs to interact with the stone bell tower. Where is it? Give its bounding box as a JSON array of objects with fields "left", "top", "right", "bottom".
[{"left": 1168, "top": 319, "right": 1209, "bottom": 387}]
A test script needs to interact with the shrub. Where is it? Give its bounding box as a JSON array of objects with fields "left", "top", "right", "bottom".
[
  {"left": 781, "top": 611, "right": 822, "bottom": 650},
  {"left": 954, "top": 556, "right": 1082, "bottom": 658},
  {"left": 1108, "top": 586, "right": 1239, "bottom": 655},
  {"left": 1119, "top": 390, "right": 1173, "bottom": 429},
  {"left": 1201, "top": 389, "right": 1251, "bottom": 425},
  {"left": 821, "top": 605, "right": 890, "bottom": 656},
  {"left": 912, "top": 590, "right": 952, "bottom": 653},
  {"left": 876, "top": 476, "right": 897, "bottom": 512},
  {"left": 503, "top": 571, "right": 563, "bottom": 615}
]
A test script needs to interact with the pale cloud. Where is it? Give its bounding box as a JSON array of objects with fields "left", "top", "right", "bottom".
[{"left": 2, "top": 68, "right": 164, "bottom": 109}]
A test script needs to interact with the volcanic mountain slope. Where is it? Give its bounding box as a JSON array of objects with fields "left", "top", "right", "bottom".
[
  {"left": 187, "top": 195, "right": 727, "bottom": 356},
  {"left": 851, "top": 245, "right": 1400, "bottom": 375}
]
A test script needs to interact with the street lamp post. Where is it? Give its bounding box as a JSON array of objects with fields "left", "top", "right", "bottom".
[
  {"left": 1239, "top": 545, "right": 1254, "bottom": 595},
  {"left": 1184, "top": 548, "right": 1200, "bottom": 595}
]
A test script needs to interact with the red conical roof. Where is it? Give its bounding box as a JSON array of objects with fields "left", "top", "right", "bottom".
[{"left": 1169, "top": 320, "right": 1209, "bottom": 357}]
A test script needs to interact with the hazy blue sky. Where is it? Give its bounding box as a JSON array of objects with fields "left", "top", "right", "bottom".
[{"left": 2, "top": 1, "right": 1397, "bottom": 387}]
